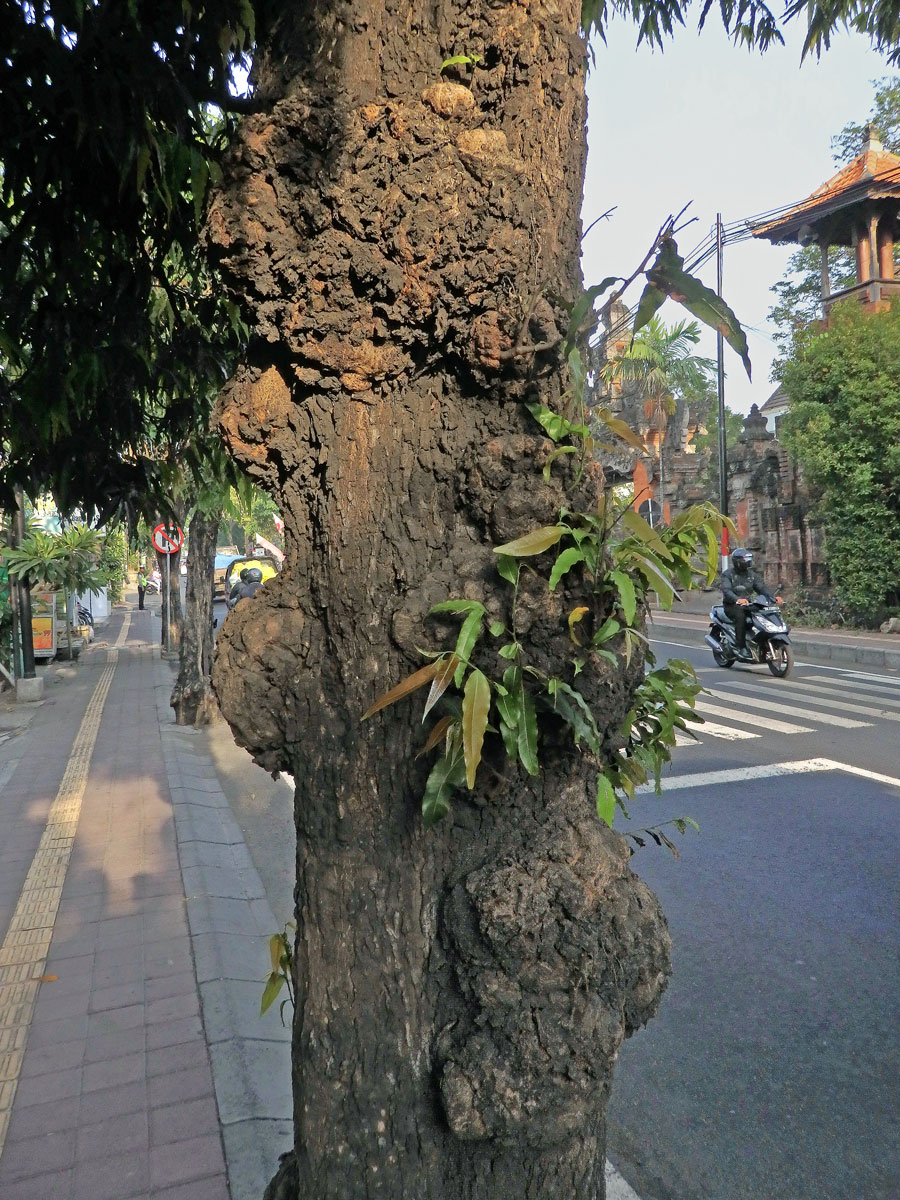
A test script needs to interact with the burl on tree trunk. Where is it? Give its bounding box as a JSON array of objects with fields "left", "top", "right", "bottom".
[{"left": 206, "top": 2, "right": 670, "bottom": 1196}]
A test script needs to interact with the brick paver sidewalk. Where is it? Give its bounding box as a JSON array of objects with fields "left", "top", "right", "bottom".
[{"left": 0, "top": 605, "right": 291, "bottom": 1200}]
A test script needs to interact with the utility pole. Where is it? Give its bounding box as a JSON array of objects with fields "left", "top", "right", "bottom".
[{"left": 716, "top": 213, "right": 729, "bottom": 573}]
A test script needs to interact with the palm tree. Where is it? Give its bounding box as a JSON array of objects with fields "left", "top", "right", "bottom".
[{"left": 601, "top": 316, "right": 716, "bottom": 522}]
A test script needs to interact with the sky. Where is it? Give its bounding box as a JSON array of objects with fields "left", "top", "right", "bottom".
[{"left": 581, "top": 21, "right": 897, "bottom": 414}]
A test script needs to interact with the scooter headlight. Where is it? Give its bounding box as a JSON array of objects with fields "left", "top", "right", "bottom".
[{"left": 756, "top": 615, "right": 783, "bottom": 632}]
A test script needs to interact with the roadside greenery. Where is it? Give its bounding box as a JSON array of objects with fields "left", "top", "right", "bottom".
[
  {"left": 779, "top": 300, "right": 900, "bottom": 619},
  {"left": 98, "top": 526, "right": 129, "bottom": 605}
]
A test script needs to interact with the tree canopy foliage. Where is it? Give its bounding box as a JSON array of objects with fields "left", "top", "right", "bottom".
[
  {"left": 0, "top": 0, "right": 254, "bottom": 517},
  {"left": 779, "top": 299, "right": 900, "bottom": 617}
]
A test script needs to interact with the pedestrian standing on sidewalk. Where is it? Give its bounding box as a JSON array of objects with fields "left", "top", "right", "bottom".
[{"left": 137, "top": 566, "right": 147, "bottom": 610}]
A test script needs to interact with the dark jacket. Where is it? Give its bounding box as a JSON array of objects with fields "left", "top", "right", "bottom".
[{"left": 721, "top": 567, "right": 774, "bottom": 605}]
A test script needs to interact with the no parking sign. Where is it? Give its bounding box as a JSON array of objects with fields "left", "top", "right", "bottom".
[{"left": 151, "top": 523, "right": 184, "bottom": 555}]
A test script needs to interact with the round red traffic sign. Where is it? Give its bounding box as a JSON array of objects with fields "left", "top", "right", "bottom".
[{"left": 151, "top": 523, "right": 184, "bottom": 555}]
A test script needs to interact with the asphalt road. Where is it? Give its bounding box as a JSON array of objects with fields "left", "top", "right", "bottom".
[{"left": 607, "top": 634, "right": 900, "bottom": 1200}]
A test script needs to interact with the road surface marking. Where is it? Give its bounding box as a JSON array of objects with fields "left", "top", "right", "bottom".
[
  {"left": 704, "top": 688, "right": 870, "bottom": 728},
  {"left": 693, "top": 699, "right": 811, "bottom": 735},
  {"left": 637, "top": 757, "right": 900, "bottom": 794},
  {"left": 0, "top": 613, "right": 129, "bottom": 1162},
  {"left": 606, "top": 1161, "right": 644, "bottom": 1200},
  {"left": 713, "top": 679, "right": 900, "bottom": 722},
  {"left": 769, "top": 677, "right": 900, "bottom": 708}
]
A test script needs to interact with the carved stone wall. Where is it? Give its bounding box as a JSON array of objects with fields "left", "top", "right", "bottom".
[{"left": 727, "top": 405, "right": 828, "bottom": 594}]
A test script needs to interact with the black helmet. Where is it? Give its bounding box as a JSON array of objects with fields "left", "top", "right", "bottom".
[
  {"left": 245, "top": 567, "right": 263, "bottom": 584},
  {"left": 731, "top": 548, "right": 753, "bottom": 572},
  {"left": 239, "top": 568, "right": 251, "bottom": 582}
]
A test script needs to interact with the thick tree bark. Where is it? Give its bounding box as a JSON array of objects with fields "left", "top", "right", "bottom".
[
  {"left": 207, "top": 3, "right": 670, "bottom": 1196},
  {"left": 171, "top": 508, "right": 219, "bottom": 725}
]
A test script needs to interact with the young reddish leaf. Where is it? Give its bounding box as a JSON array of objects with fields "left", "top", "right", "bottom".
[
  {"left": 417, "top": 715, "right": 455, "bottom": 758},
  {"left": 362, "top": 660, "right": 439, "bottom": 720},
  {"left": 461, "top": 670, "right": 491, "bottom": 788},
  {"left": 493, "top": 526, "right": 565, "bottom": 557},
  {"left": 422, "top": 655, "right": 460, "bottom": 721}
]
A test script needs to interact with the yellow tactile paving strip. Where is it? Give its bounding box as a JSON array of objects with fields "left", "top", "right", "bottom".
[{"left": 0, "top": 613, "right": 131, "bottom": 1160}]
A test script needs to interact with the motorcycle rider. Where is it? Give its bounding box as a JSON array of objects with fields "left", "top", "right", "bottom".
[
  {"left": 231, "top": 566, "right": 264, "bottom": 606},
  {"left": 721, "top": 548, "right": 783, "bottom": 660},
  {"left": 227, "top": 567, "right": 250, "bottom": 609}
]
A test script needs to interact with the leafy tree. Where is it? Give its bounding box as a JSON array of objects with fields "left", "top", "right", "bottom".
[
  {"left": 98, "top": 525, "right": 129, "bottom": 605},
  {"left": 0, "top": 0, "right": 253, "bottom": 516},
  {"left": 600, "top": 317, "right": 716, "bottom": 514},
  {"left": 602, "top": 316, "right": 716, "bottom": 426},
  {"left": 768, "top": 75, "right": 900, "bottom": 356},
  {"left": 779, "top": 299, "right": 900, "bottom": 619}
]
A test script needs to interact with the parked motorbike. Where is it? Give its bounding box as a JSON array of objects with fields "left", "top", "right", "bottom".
[
  {"left": 705, "top": 595, "right": 794, "bottom": 677},
  {"left": 75, "top": 601, "right": 94, "bottom": 628}
]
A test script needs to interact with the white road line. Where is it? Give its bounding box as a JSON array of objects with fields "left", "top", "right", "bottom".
[
  {"left": 704, "top": 688, "right": 870, "bottom": 728},
  {"left": 637, "top": 757, "right": 900, "bottom": 793},
  {"left": 605, "top": 1161, "right": 644, "bottom": 1200},
  {"left": 711, "top": 681, "right": 900, "bottom": 723},
  {"left": 674, "top": 730, "right": 700, "bottom": 747},
  {"left": 677, "top": 718, "right": 758, "bottom": 741},
  {"left": 693, "top": 699, "right": 811, "bottom": 735},
  {"left": 785, "top": 678, "right": 900, "bottom": 706}
]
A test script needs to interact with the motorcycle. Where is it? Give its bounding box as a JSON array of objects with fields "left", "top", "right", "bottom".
[{"left": 705, "top": 594, "right": 794, "bottom": 677}]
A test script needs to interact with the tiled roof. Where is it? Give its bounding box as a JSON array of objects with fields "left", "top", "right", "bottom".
[
  {"left": 754, "top": 130, "right": 900, "bottom": 240},
  {"left": 760, "top": 386, "right": 788, "bottom": 412}
]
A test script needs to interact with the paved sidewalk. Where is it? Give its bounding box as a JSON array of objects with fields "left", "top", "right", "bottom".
[{"left": 0, "top": 606, "right": 291, "bottom": 1200}]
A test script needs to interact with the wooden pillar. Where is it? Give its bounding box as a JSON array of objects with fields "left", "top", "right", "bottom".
[
  {"left": 819, "top": 239, "right": 831, "bottom": 300},
  {"left": 854, "top": 224, "right": 871, "bottom": 284},
  {"left": 878, "top": 223, "right": 895, "bottom": 279},
  {"left": 869, "top": 214, "right": 881, "bottom": 299}
]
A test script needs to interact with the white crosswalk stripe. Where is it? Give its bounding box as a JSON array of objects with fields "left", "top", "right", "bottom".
[
  {"left": 711, "top": 681, "right": 900, "bottom": 722},
  {"left": 670, "top": 668, "right": 897, "bottom": 748},
  {"left": 743, "top": 675, "right": 900, "bottom": 709},
  {"left": 703, "top": 687, "right": 870, "bottom": 728},
  {"left": 674, "top": 721, "right": 758, "bottom": 745},
  {"left": 693, "top": 699, "right": 811, "bottom": 735}
]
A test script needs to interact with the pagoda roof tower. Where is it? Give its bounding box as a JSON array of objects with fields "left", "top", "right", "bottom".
[{"left": 752, "top": 124, "right": 900, "bottom": 311}]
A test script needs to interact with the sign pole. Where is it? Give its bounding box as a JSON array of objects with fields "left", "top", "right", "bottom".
[{"left": 164, "top": 545, "right": 172, "bottom": 657}]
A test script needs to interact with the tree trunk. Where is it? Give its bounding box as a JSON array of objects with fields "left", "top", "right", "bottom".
[
  {"left": 171, "top": 508, "right": 219, "bottom": 725},
  {"left": 206, "top": 3, "right": 670, "bottom": 1196}
]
